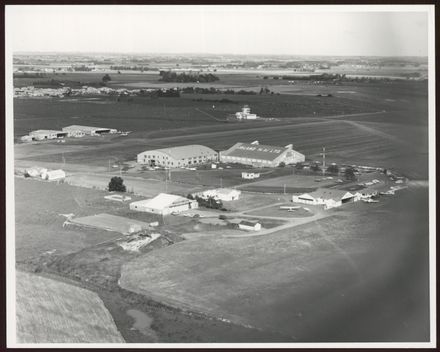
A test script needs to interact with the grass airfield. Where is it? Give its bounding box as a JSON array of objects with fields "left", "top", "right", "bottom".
[{"left": 13, "top": 73, "right": 430, "bottom": 342}]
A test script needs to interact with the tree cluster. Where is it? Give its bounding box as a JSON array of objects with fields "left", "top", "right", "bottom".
[
  {"left": 188, "top": 194, "right": 224, "bottom": 210},
  {"left": 159, "top": 71, "right": 219, "bottom": 83},
  {"left": 344, "top": 167, "right": 357, "bottom": 181},
  {"left": 110, "top": 66, "right": 158, "bottom": 72},
  {"left": 108, "top": 176, "right": 126, "bottom": 192},
  {"left": 72, "top": 65, "right": 93, "bottom": 72}
]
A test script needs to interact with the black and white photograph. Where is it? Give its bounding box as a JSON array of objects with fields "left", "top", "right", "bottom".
[{"left": 5, "top": 4, "right": 436, "bottom": 348}]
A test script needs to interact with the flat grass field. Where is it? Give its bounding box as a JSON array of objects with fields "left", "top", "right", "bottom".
[
  {"left": 120, "top": 185, "right": 430, "bottom": 342},
  {"left": 16, "top": 270, "right": 124, "bottom": 343}
]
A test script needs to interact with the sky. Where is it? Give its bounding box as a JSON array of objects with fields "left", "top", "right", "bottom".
[{"left": 6, "top": 5, "right": 430, "bottom": 56}]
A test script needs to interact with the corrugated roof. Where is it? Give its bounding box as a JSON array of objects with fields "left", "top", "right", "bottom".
[
  {"left": 130, "top": 193, "right": 190, "bottom": 210},
  {"left": 222, "top": 142, "right": 289, "bottom": 161},
  {"left": 308, "top": 188, "right": 353, "bottom": 200},
  {"left": 139, "top": 145, "right": 217, "bottom": 160},
  {"left": 29, "top": 129, "right": 65, "bottom": 135},
  {"left": 62, "top": 125, "right": 111, "bottom": 132}
]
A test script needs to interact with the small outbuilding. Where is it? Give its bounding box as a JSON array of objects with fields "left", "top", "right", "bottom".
[
  {"left": 129, "top": 193, "right": 198, "bottom": 215},
  {"left": 41, "top": 169, "right": 66, "bottom": 181},
  {"left": 238, "top": 220, "right": 262, "bottom": 231},
  {"left": 242, "top": 172, "right": 260, "bottom": 179}
]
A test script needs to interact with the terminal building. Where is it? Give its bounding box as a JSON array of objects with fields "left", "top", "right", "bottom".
[
  {"left": 62, "top": 125, "right": 117, "bottom": 136},
  {"left": 220, "top": 140, "right": 305, "bottom": 167},
  {"left": 235, "top": 105, "right": 258, "bottom": 120},
  {"left": 137, "top": 145, "right": 218, "bottom": 168}
]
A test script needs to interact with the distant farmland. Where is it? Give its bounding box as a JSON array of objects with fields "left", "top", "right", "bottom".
[
  {"left": 13, "top": 78, "right": 427, "bottom": 138},
  {"left": 16, "top": 270, "right": 125, "bottom": 343}
]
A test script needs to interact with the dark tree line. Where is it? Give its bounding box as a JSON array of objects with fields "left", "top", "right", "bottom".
[{"left": 159, "top": 71, "right": 219, "bottom": 83}]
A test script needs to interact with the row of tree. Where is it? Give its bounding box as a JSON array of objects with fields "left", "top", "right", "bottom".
[
  {"left": 294, "top": 162, "right": 358, "bottom": 180},
  {"left": 110, "top": 66, "right": 158, "bottom": 72},
  {"left": 159, "top": 71, "right": 220, "bottom": 83}
]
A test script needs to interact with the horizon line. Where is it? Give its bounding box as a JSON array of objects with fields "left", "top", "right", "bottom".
[{"left": 13, "top": 51, "right": 428, "bottom": 58}]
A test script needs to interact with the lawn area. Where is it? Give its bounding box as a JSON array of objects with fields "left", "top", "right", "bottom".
[
  {"left": 244, "top": 204, "right": 314, "bottom": 218},
  {"left": 223, "top": 192, "right": 290, "bottom": 212}
]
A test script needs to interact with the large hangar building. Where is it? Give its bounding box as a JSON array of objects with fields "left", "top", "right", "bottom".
[
  {"left": 137, "top": 145, "right": 218, "bottom": 167},
  {"left": 62, "top": 125, "right": 117, "bottom": 136},
  {"left": 220, "top": 140, "right": 305, "bottom": 167}
]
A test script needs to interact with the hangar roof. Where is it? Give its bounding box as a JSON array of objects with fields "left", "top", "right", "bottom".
[
  {"left": 306, "top": 188, "right": 354, "bottom": 200},
  {"left": 139, "top": 145, "right": 217, "bottom": 160},
  {"left": 62, "top": 125, "right": 112, "bottom": 132},
  {"left": 221, "top": 142, "right": 288, "bottom": 161},
  {"left": 29, "top": 129, "right": 65, "bottom": 135},
  {"left": 130, "top": 193, "right": 192, "bottom": 210}
]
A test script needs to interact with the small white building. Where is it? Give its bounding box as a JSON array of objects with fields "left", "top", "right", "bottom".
[
  {"left": 20, "top": 135, "right": 33, "bottom": 142},
  {"left": 193, "top": 188, "right": 241, "bottom": 202},
  {"left": 292, "top": 188, "right": 356, "bottom": 209},
  {"left": 242, "top": 172, "right": 260, "bottom": 179},
  {"left": 41, "top": 169, "right": 66, "bottom": 181},
  {"left": 235, "top": 105, "right": 258, "bottom": 120},
  {"left": 104, "top": 194, "right": 132, "bottom": 202},
  {"left": 25, "top": 167, "right": 48, "bottom": 178},
  {"left": 129, "top": 193, "right": 198, "bottom": 215},
  {"left": 238, "top": 220, "right": 261, "bottom": 231}
]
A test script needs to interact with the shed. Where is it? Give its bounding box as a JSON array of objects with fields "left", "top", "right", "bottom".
[
  {"left": 41, "top": 169, "right": 66, "bottom": 181},
  {"left": 238, "top": 220, "right": 262, "bottom": 231}
]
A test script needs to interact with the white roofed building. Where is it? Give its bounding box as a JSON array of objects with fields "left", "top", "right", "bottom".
[
  {"left": 238, "top": 220, "right": 262, "bottom": 231},
  {"left": 220, "top": 141, "right": 305, "bottom": 167},
  {"left": 28, "top": 130, "right": 68, "bottom": 140},
  {"left": 137, "top": 145, "right": 218, "bottom": 168},
  {"left": 235, "top": 105, "right": 258, "bottom": 120},
  {"left": 129, "top": 193, "right": 198, "bottom": 215},
  {"left": 41, "top": 169, "right": 66, "bottom": 181},
  {"left": 292, "top": 188, "right": 356, "bottom": 209},
  {"left": 62, "top": 125, "right": 117, "bottom": 136}
]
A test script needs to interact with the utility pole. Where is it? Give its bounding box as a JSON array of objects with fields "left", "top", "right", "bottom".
[
  {"left": 165, "top": 169, "right": 168, "bottom": 193},
  {"left": 321, "top": 147, "right": 326, "bottom": 176}
]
